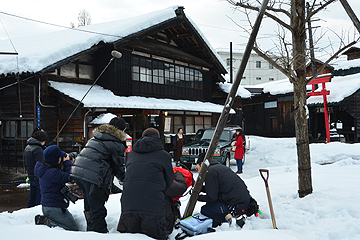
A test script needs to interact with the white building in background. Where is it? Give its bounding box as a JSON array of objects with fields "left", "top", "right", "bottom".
[{"left": 217, "top": 50, "right": 287, "bottom": 85}]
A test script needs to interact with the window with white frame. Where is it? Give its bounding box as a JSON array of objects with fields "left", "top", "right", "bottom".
[
  {"left": 3, "top": 120, "right": 34, "bottom": 138},
  {"left": 132, "top": 55, "right": 203, "bottom": 90},
  {"left": 256, "top": 61, "right": 261, "bottom": 68}
]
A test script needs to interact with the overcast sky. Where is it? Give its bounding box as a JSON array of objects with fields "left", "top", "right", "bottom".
[{"left": 1, "top": 0, "right": 360, "bottom": 59}]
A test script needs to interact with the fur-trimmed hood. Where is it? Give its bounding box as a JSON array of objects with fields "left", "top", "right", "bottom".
[{"left": 93, "top": 124, "right": 127, "bottom": 142}]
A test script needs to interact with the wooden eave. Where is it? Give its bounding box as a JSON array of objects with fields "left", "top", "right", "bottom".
[
  {"left": 113, "top": 13, "right": 226, "bottom": 75},
  {"left": 342, "top": 47, "right": 360, "bottom": 55},
  {"left": 126, "top": 38, "right": 212, "bottom": 68}
]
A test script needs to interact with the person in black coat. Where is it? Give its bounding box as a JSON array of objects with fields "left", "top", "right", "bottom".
[
  {"left": 24, "top": 129, "right": 48, "bottom": 208},
  {"left": 117, "top": 128, "right": 174, "bottom": 240},
  {"left": 70, "top": 117, "right": 127, "bottom": 233},
  {"left": 196, "top": 152, "right": 251, "bottom": 227}
]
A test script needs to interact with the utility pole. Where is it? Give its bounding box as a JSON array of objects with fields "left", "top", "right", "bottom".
[
  {"left": 339, "top": 0, "right": 360, "bottom": 34},
  {"left": 183, "top": 0, "right": 270, "bottom": 218},
  {"left": 230, "top": 42, "right": 233, "bottom": 83}
]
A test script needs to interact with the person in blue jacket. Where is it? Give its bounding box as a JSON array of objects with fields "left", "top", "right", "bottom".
[{"left": 34, "top": 145, "right": 79, "bottom": 231}]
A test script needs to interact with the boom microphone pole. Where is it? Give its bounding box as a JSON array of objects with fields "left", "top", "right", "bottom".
[{"left": 54, "top": 50, "right": 122, "bottom": 141}]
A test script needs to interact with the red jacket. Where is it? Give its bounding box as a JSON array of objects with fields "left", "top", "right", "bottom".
[{"left": 234, "top": 135, "right": 244, "bottom": 159}]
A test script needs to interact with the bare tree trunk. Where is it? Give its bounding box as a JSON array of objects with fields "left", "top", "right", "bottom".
[{"left": 291, "top": 0, "right": 313, "bottom": 198}]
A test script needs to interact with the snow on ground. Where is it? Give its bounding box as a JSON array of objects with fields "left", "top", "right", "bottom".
[{"left": 1, "top": 136, "right": 360, "bottom": 240}]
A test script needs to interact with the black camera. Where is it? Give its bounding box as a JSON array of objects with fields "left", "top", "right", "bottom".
[
  {"left": 60, "top": 185, "right": 80, "bottom": 204},
  {"left": 68, "top": 152, "right": 78, "bottom": 160}
]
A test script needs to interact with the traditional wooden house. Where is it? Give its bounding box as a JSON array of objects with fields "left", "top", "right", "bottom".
[
  {"left": 0, "top": 6, "right": 231, "bottom": 171},
  {"left": 238, "top": 52, "right": 360, "bottom": 143},
  {"left": 239, "top": 61, "right": 334, "bottom": 138}
]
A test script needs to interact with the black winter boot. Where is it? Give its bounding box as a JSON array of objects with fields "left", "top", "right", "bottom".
[{"left": 35, "top": 215, "right": 48, "bottom": 225}]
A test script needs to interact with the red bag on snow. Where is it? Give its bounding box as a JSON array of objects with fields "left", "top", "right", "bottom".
[{"left": 173, "top": 167, "right": 194, "bottom": 201}]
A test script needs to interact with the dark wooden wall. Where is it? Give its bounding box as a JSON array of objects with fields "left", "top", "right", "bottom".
[
  {"left": 242, "top": 94, "right": 295, "bottom": 137},
  {"left": 0, "top": 77, "right": 37, "bottom": 171},
  {"left": 339, "top": 91, "right": 360, "bottom": 142},
  {"left": 95, "top": 46, "right": 211, "bottom": 102},
  {"left": 95, "top": 47, "right": 133, "bottom": 97}
]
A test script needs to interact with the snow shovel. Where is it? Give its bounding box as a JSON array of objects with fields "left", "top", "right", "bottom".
[{"left": 259, "top": 169, "right": 277, "bottom": 229}]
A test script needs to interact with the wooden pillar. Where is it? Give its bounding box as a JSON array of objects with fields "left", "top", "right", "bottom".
[
  {"left": 132, "top": 115, "right": 136, "bottom": 142},
  {"left": 183, "top": 112, "right": 186, "bottom": 134},
  {"left": 159, "top": 111, "right": 165, "bottom": 145}
]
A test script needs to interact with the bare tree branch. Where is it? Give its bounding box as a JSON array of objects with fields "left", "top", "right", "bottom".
[
  {"left": 306, "top": 0, "right": 337, "bottom": 21},
  {"left": 226, "top": 15, "right": 252, "bottom": 35},
  {"left": 228, "top": 0, "right": 291, "bottom": 17},
  {"left": 252, "top": 46, "right": 297, "bottom": 83},
  {"left": 227, "top": 0, "right": 293, "bottom": 31},
  {"left": 307, "top": 39, "right": 359, "bottom": 83}
]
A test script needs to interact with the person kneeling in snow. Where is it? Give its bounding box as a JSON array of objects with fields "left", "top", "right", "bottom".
[
  {"left": 34, "top": 145, "right": 79, "bottom": 231},
  {"left": 196, "top": 152, "right": 258, "bottom": 228}
]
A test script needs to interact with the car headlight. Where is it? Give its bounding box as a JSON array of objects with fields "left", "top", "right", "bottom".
[
  {"left": 182, "top": 148, "right": 189, "bottom": 155},
  {"left": 214, "top": 149, "right": 220, "bottom": 156}
]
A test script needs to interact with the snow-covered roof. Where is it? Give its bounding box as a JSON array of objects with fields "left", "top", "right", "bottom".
[
  {"left": 90, "top": 113, "right": 118, "bottom": 124},
  {"left": 217, "top": 74, "right": 251, "bottom": 98},
  {"left": 260, "top": 79, "right": 295, "bottom": 95},
  {"left": 0, "top": 6, "right": 225, "bottom": 75},
  {"left": 307, "top": 73, "right": 360, "bottom": 105},
  {"left": 238, "top": 73, "right": 360, "bottom": 105},
  {"left": 48, "top": 81, "right": 234, "bottom": 113},
  {"left": 248, "top": 78, "right": 312, "bottom": 95},
  {"left": 330, "top": 55, "right": 360, "bottom": 71}
]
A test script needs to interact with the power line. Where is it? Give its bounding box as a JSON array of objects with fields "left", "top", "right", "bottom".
[
  {"left": 0, "top": 10, "right": 246, "bottom": 36},
  {"left": 197, "top": 23, "right": 244, "bottom": 32},
  {"left": 0, "top": 75, "right": 34, "bottom": 91},
  {"left": 0, "top": 10, "right": 124, "bottom": 39}
]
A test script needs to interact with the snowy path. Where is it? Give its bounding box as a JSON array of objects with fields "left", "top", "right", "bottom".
[{"left": 1, "top": 136, "right": 360, "bottom": 240}]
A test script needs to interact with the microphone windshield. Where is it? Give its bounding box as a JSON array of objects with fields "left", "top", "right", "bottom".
[{"left": 111, "top": 50, "right": 122, "bottom": 59}]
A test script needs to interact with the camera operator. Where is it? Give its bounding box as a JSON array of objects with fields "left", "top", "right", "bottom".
[{"left": 34, "top": 145, "right": 79, "bottom": 231}]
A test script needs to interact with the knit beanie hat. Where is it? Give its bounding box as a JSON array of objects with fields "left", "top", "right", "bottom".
[
  {"left": 43, "top": 145, "right": 66, "bottom": 166},
  {"left": 109, "top": 117, "right": 128, "bottom": 130},
  {"left": 142, "top": 128, "right": 160, "bottom": 138}
]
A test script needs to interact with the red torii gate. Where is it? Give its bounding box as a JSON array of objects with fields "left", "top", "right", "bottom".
[{"left": 307, "top": 75, "right": 332, "bottom": 143}]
